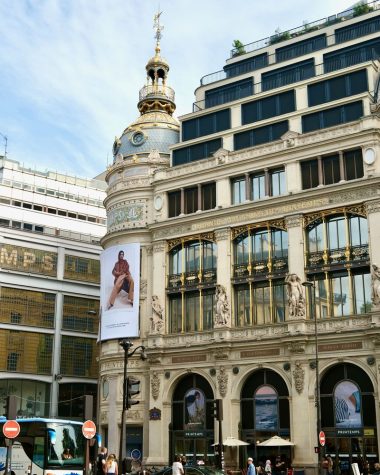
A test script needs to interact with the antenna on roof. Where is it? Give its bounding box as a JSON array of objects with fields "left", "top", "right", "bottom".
[{"left": 0, "top": 132, "right": 8, "bottom": 157}]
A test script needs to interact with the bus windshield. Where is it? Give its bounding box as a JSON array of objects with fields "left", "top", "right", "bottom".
[
  {"left": 0, "top": 418, "right": 85, "bottom": 475},
  {"left": 46, "top": 422, "right": 84, "bottom": 468}
]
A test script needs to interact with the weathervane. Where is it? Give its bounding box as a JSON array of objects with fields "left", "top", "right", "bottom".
[{"left": 153, "top": 10, "right": 164, "bottom": 50}]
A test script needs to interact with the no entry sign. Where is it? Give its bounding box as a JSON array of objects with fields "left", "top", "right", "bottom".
[
  {"left": 82, "top": 420, "right": 96, "bottom": 439},
  {"left": 319, "top": 431, "right": 326, "bottom": 446},
  {"left": 3, "top": 420, "right": 20, "bottom": 439}
]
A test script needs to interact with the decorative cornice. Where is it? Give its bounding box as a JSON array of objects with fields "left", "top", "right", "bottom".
[
  {"left": 153, "top": 240, "right": 166, "bottom": 252},
  {"left": 366, "top": 200, "right": 380, "bottom": 215},
  {"left": 214, "top": 228, "right": 230, "bottom": 241},
  {"left": 285, "top": 214, "right": 303, "bottom": 228}
]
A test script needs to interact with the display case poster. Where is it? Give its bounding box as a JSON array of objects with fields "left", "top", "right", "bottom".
[
  {"left": 100, "top": 243, "right": 140, "bottom": 341},
  {"left": 334, "top": 380, "right": 362, "bottom": 428}
]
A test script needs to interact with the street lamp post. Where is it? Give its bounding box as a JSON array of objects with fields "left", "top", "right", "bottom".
[
  {"left": 302, "top": 280, "right": 322, "bottom": 475},
  {"left": 118, "top": 339, "right": 147, "bottom": 469}
]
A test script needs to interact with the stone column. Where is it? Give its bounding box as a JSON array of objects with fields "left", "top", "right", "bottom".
[
  {"left": 146, "top": 371, "right": 168, "bottom": 465},
  {"left": 289, "top": 355, "right": 317, "bottom": 472},
  {"left": 215, "top": 228, "right": 232, "bottom": 328},
  {"left": 366, "top": 200, "right": 380, "bottom": 266},
  {"left": 151, "top": 241, "right": 166, "bottom": 335},
  {"left": 107, "top": 374, "right": 120, "bottom": 454},
  {"left": 286, "top": 215, "right": 306, "bottom": 281}
]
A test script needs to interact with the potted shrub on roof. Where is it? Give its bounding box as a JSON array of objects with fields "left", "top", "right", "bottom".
[
  {"left": 353, "top": 1, "right": 373, "bottom": 17},
  {"left": 269, "top": 27, "right": 291, "bottom": 45},
  {"left": 232, "top": 39, "right": 246, "bottom": 57}
]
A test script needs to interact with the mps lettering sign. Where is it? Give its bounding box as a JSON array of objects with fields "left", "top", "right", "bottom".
[{"left": 0, "top": 244, "right": 57, "bottom": 276}]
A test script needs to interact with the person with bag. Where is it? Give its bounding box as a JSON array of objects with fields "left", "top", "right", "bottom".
[
  {"left": 97, "top": 447, "right": 108, "bottom": 475},
  {"left": 265, "top": 460, "right": 272, "bottom": 475}
]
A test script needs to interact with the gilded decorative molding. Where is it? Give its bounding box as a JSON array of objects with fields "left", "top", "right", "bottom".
[
  {"left": 167, "top": 232, "right": 215, "bottom": 251},
  {"left": 217, "top": 367, "right": 228, "bottom": 398},
  {"left": 292, "top": 362, "right": 305, "bottom": 395},
  {"left": 304, "top": 203, "right": 367, "bottom": 227},
  {"left": 366, "top": 200, "right": 380, "bottom": 215},
  {"left": 285, "top": 215, "right": 302, "bottom": 228},
  {"left": 151, "top": 371, "right": 160, "bottom": 400},
  {"left": 153, "top": 241, "right": 166, "bottom": 252},
  {"left": 214, "top": 228, "right": 230, "bottom": 241},
  {"left": 231, "top": 218, "right": 286, "bottom": 239}
]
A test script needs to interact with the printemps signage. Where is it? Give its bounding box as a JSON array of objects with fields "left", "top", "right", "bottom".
[{"left": 0, "top": 244, "right": 57, "bottom": 276}]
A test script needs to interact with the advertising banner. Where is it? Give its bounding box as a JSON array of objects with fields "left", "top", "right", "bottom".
[{"left": 100, "top": 243, "right": 140, "bottom": 341}]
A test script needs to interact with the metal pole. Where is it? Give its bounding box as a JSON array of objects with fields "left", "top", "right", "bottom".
[
  {"left": 303, "top": 280, "right": 321, "bottom": 475},
  {"left": 219, "top": 420, "right": 224, "bottom": 473},
  {"left": 313, "top": 280, "right": 322, "bottom": 475},
  {"left": 119, "top": 341, "right": 129, "bottom": 468}
]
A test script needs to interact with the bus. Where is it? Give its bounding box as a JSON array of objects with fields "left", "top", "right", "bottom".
[{"left": 0, "top": 418, "right": 89, "bottom": 475}]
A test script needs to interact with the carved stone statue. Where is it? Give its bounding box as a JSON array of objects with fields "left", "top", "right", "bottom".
[
  {"left": 293, "top": 362, "right": 305, "bottom": 395},
  {"left": 285, "top": 273, "right": 305, "bottom": 319},
  {"left": 217, "top": 367, "right": 228, "bottom": 397},
  {"left": 214, "top": 285, "right": 230, "bottom": 326},
  {"left": 371, "top": 264, "right": 380, "bottom": 306},
  {"left": 150, "top": 295, "right": 164, "bottom": 333}
]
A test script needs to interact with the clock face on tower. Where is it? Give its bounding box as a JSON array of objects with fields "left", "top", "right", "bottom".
[{"left": 131, "top": 131, "right": 146, "bottom": 146}]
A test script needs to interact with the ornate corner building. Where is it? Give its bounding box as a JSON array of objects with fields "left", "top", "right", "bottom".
[{"left": 100, "top": 6, "right": 380, "bottom": 474}]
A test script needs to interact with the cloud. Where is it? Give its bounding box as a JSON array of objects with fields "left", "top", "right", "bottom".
[{"left": 0, "top": 0, "right": 353, "bottom": 177}]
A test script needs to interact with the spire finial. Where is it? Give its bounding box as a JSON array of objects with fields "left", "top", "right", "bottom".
[{"left": 153, "top": 9, "right": 164, "bottom": 53}]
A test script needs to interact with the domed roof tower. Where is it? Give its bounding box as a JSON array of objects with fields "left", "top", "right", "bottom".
[
  {"left": 103, "top": 12, "right": 179, "bottom": 240},
  {"left": 111, "top": 11, "right": 179, "bottom": 162}
]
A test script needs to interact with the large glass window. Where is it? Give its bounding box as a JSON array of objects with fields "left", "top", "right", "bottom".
[
  {"left": 234, "top": 121, "right": 288, "bottom": 151},
  {"left": 324, "top": 38, "right": 380, "bottom": 73},
  {"left": 168, "top": 238, "right": 217, "bottom": 333},
  {"left": 64, "top": 256, "right": 100, "bottom": 284},
  {"left": 242, "top": 90, "right": 295, "bottom": 125},
  {"left": 308, "top": 70, "right": 367, "bottom": 107},
  {"left": 62, "top": 296, "right": 99, "bottom": 333},
  {"left": 232, "top": 176, "right": 246, "bottom": 204},
  {"left": 0, "top": 288, "right": 55, "bottom": 328},
  {"left": 305, "top": 211, "right": 370, "bottom": 318},
  {"left": 276, "top": 34, "right": 326, "bottom": 62},
  {"left": 182, "top": 109, "right": 231, "bottom": 141},
  {"left": 0, "top": 379, "right": 50, "bottom": 417},
  {"left": 173, "top": 139, "right": 222, "bottom": 166},
  {"left": 60, "top": 336, "right": 98, "bottom": 378},
  {"left": 205, "top": 78, "right": 253, "bottom": 108},
  {"left": 0, "top": 330, "right": 53, "bottom": 374},
  {"left": 302, "top": 101, "right": 363, "bottom": 133},
  {"left": 262, "top": 59, "right": 315, "bottom": 91}
]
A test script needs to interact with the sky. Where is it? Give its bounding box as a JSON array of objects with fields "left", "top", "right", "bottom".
[{"left": 0, "top": 0, "right": 355, "bottom": 179}]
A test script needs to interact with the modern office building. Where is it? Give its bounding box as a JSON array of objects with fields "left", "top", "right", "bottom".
[
  {"left": 100, "top": 4, "right": 380, "bottom": 474},
  {"left": 0, "top": 156, "right": 106, "bottom": 420}
]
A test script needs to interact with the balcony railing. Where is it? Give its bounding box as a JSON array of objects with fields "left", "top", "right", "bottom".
[
  {"left": 199, "top": 1, "right": 380, "bottom": 88},
  {"left": 139, "top": 84, "right": 175, "bottom": 102},
  {"left": 194, "top": 57, "right": 377, "bottom": 111},
  {"left": 306, "top": 244, "right": 369, "bottom": 268},
  {"left": 233, "top": 257, "right": 288, "bottom": 278},
  {"left": 229, "top": 0, "right": 379, "bottom": 57},
  {"left": 167, "top": 268, "right": 217, "bottom": 289}
]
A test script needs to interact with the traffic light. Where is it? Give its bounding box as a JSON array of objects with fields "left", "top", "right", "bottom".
[
  {"left": 125, "top": 377, "right": 140, "bottom": 409},
  {"left": 212, "top": 399, "right": 223, "bottom": 421}
]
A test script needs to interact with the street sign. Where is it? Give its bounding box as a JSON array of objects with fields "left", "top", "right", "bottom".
[
  {"left": 82, "top": 420, "right": 96, "bottom": 439},
  {"left": 3, "top": 420, "right": 20, "bottom": 439},
  {"left": 319, "top": 431, "right": 326, "bottom": 446}
]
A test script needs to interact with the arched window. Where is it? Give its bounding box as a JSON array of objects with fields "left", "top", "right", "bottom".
[
  {"left": 305, "top": 209, "right": 371, "bottom": 318},
  {"left": 241, "top": 369, "right": 289, "bottom": 434},
  {"left": 233, "top": 223, "right": 288, "bottom": 326},
  {"left": 171, "top": 374, "right": 215, "bottom": 466},
  {"left": 320, "top": 363, "right": 377, "bottom": 464},
  {"left": 168, "top": 237, "right": 217, "bottom": 333}
]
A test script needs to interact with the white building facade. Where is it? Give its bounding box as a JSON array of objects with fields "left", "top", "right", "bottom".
[
  {"left": 100, "top": 5, "right": 380, "bottom": 474},
  {"left": 0, "top": 156, "right": 106, "bottom": 420}
]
